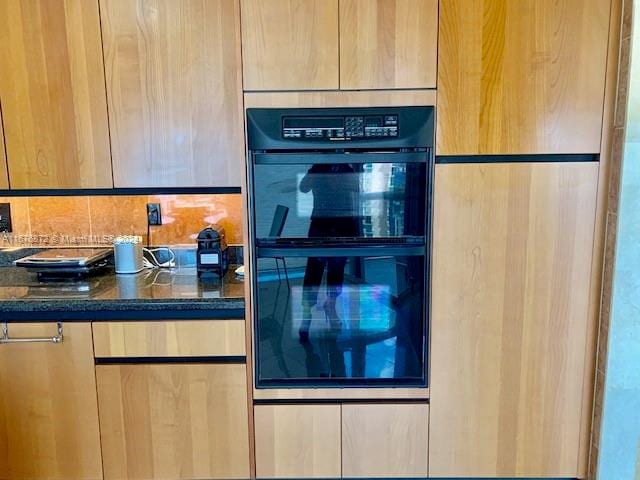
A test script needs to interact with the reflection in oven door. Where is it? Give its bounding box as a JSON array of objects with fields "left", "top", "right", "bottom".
[{"left": 255, "top": 250, "right": 426, "bottom": 387}]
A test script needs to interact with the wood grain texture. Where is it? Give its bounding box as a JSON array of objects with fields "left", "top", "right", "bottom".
[
  {"left": 101, "top": 0, "right": 244, "bottom": 187},
  {"left": 340, "top": 0, "right": 438, "bottom": 89},
  {"left": 342, "top": 403, "right": 429, "bottom": 478},
  {"left": 244, "top": 90, "right": 436, "bottom": 109},
  {"left": 580, "top": 0, "right": 621, "bottom": 476},
  {"left": 254, "top": 404, "right": 341, "bottom": 479},
  {"left": 241, "top": 0, "right": 339, "bottom": 90},
  {"left": 0, "top": 323, "right": 103, "bottom": 480},
  {"left": 0, "top": 0, "right": 112, "bottom": 188},
  {"left": 429, "top": 162, "right": 599, "bottom": 477},
  {"left": 92, "top": 320, "right": 246, "bottom": 358},
  {"left": 437, "top": 0, "right": 611, "bottom": 155},
  {"left": 96, "top": 363, "right": 250, "bottom": 480},
  {"left": 0, "top": 114, "right": 7, "bottom": 189},
  {"left": 253, "top": 387, "right": 428, "bottom": 401}
]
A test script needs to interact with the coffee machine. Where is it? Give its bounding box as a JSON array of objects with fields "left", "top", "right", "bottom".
[{"left": 196, "top": 225, "right": 229, "bottom": 278}]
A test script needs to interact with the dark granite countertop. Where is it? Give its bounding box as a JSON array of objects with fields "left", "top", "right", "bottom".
[{"left": 0, "top": 266, "right": 245, "bottom": 320}]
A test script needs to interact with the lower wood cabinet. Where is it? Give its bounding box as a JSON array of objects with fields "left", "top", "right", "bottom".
[
  {"left": 96, "top": 363, "right": 250, "bottom": 480},
  {"left": 429, "top": 162, "right": 599, "bottom": 477},
  {"left": 254, "top": 404, "right": 342, "bottom": 479},
  {"left": 0, "top": 322, "right": 103, "bottom": 480},
  {"left": 254, "top": 403, "right": 429, "bottom": 479},
  {"left": 342, "top": 404, "right": 429, "bottom": 478}
]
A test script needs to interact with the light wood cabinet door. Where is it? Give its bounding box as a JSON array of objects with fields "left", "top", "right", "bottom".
[
  {"left": 0, "top": 117, "right": 7, "bottom": 189},
  {"left": 340, "top": 0, "right": 438, "bottom": 90},
  {"left": 92, "top": 320, "right": 246, "bottom": 358},
  {"left": 0, "top": 323, "right": 103, "bottom": 480},
  {"left": 101, "top": 0, "right": 244, "bottom": 187},
  {"left": 241, "top": 0, "right": 339, "bottom": 90},
  {"left": 254, "top": 404, "right": 341, "bottom": 479},
  {"left": 96, "top": 363, "right": 250, "bottom": 480},
  {"left": 437, "top": 0, "right": 611, "bottom": 155},
  {"left": 0, "top": 0, "right": 112, "bottom": 189},
  {"left": 342, "top": 403, "right": 429, "bottom": 478},
  {"left": 429, "top": 162, "right": 599, "bottom": 477}
]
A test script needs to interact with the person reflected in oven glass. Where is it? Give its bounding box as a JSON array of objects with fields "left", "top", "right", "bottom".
[{"left": 298, "top": 163, "right": 360, "bottom": 342}]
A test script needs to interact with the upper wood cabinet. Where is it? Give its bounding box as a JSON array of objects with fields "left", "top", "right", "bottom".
[
  {"left": 100, "top": 0, "right": 244, "bottom": 188},
  {"left": 0, "top": 323, "right": 103, "bottom": 480},
  {"left": 97, "top": 363, "right": 250, "bottom": 480},
  {"left": 0, "top": 0, "right": 112, "bottom": 189},
  {"left": 340, "top": 0, "right": 438, "bottom": 90},
  {"left": 0, "top": 116, "right": 8, "bottom": 189},
  {"left": 437, "top": 0, "right": 611, "bottom": 155},
  {"left": 241, "top": 0, "right": 340, "bottom": 90},
  {"left": 429, "top": 162, "right": 599, "bottom": 477}
]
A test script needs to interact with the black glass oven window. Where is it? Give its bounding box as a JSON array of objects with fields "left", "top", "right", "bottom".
[
  {"left": 255, "top": 252, "right": 426, "bottom": 386},
  {"left": 253, "top": 162, "right": 427, "bottom": 241}
]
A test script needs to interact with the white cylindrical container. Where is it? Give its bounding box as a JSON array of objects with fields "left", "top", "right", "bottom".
[{"left": 113, "top": 236, "right": 144, "bottom": 274}]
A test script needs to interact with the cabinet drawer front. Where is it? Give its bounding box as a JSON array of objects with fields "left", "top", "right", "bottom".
[
  {"left": 342, "top": 403, "right": 429, "bottom": 478},
  {"left": 97, "top": 363, "right": 250, "bottom": 480},
  {"left": 255, "top": 404, "right": 341, "bottom": 479},
  {"left": 93, "top": 320, "right": 246, "bottom": 358}
]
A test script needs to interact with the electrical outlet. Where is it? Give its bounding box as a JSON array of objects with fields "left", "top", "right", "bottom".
[
  {"left": 147, "top": 203, "right": 162, "bottom": 226},
  {"left": 0, "top": 203, "right": 12, "bottom": 233}
]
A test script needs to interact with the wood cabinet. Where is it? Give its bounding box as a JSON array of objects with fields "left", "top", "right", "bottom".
[
  {"left": 241, "top": 0, "right": 436, "bottom": 91},
  {"left": 92, "top": 320, "right": 246, "bottom": 358},
  {"left": 0, "top": 118, "right": 7, "bottom": 189},
  {"left": 437, "top": 0, "right": 611, "bottom": 155},
  {"left": 254, "top": 404, "right": 341, "bottom": 479},
  {"left": 100, "top": 0, "right": 244, "bottom": 188},
  {"left": 96, "top": 363, "right": 250, "bottom": 480},
  {"left": 340, "top": 0, "right": 438, "bottom": 90},
  {"left": 241, "top": 0, "right": 339, "bottom": 91},
  {"left": 342, "top": 404, "right": 429, "bottom": 478},
  {"left": 0, "top": 0, "right": 112, "bottom": 189},
  {"left": 0, "top": 322, "right": 103, "bottom": 480},
  {"left": 429, "top": 162, "right": 599, "bottom": 477}
]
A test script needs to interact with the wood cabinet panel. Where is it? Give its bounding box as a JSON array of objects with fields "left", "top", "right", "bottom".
[
  {"left": 101, "top": 0, "right": 244, "bottom": 187},
  {"left": 429, "top": 162, "right": 599, "bottom": 477},
  {"left": 0, "top": 117, "right": 7, "bottom": 189},
  {"left": 0, "top": 323, "right": 103, "bottom": 480},
  {"left": 437, "top": 0, "right": 611, "bottom": 155},
  {"left": 96, "top": 363, "right": 250, "bottom": 480},
  {"left": 0, "top": 0, "right": 112, "bottom": 188},
  {"left": 254, "top": 404, "right": 341, "bottom": 479},
  {"left": 241, "top": 0, "right": 339, "bottom": 90},
  {"left": 244, "top": 90, "right": 436, "bottom": 109},
  {"left": 340, "top": 0, "right": 438, "bottom": 89},
  {"left": 342, "top": 403, "right": 429, "bottom": 478},
  {"left": 92, "top": 320, "right": 246, "bottom": 358}
]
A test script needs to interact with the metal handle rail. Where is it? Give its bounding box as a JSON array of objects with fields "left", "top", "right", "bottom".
[{"left": 0, "top": 322, "right": 64, "bottom": 344}]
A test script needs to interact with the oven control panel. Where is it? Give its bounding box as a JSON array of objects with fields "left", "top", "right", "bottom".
[{"left": 282, "top": 115, "right": 399, "bottom": 140}]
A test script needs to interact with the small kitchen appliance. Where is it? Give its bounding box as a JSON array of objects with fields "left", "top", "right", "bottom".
[
  {"left": 14, "top": 248, "right": 113, "bottom": 279},
  {"left": 196, "top": 225, "right": 229, "bottom": 278},
  {"left": 113, "top": 236, "right": 144, "bottom": 274}
]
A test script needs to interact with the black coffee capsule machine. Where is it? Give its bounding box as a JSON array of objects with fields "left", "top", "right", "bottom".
[{"left": 196, "top": 225, "right": 229, "bottom": 278}]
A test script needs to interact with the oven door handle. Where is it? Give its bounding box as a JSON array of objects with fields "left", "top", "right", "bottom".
[
  {"left": 257, "top": 245, "right": 426, "bottom": 258},
  {"left": 253, "top": 152, "right": 428, "bottom": 165}
]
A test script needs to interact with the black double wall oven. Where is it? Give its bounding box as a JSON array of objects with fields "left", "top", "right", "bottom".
[{"left": 247, "top": 107, "right": 434, "bottom": 389}]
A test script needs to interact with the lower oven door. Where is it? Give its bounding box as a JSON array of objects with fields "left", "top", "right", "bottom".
[{"left": 254, "top": 246, "right": 427, "bottom": 388}]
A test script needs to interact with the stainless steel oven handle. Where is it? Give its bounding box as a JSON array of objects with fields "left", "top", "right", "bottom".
[{"left": 0, "top": 322, "right": 64, "bottom": 344}]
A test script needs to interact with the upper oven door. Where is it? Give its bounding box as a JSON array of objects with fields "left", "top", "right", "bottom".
[{"left": 251, "top": 151, "right": 430, "bottom": 244}]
